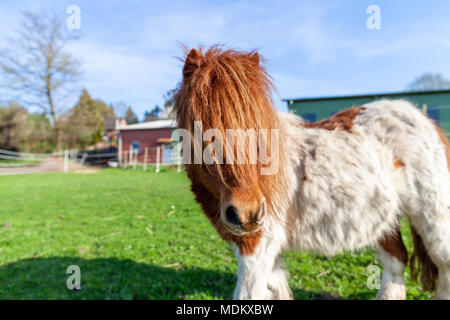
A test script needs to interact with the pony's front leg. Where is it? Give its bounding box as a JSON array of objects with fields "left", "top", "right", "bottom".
[
  {"left": 232, "top": 242, "right": 279, "bottom": 300},
  {"left": 267, "top": 256, "right": 294, "bottom": 300}
]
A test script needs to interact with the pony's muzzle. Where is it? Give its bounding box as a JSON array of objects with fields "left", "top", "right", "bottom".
[{"left": 222, "top": 199, "right": 266, "bottom": 235}]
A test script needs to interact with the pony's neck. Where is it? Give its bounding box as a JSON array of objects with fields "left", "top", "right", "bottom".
[{"left": 260, "top": 112, "right": 305, "bottom": 222}]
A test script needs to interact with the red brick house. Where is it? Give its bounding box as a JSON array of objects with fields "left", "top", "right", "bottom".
[{"left": 118, "top": 120, "right": 177, "bottom": 165}]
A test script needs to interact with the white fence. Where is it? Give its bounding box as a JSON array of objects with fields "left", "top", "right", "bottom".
[
  {"left": 0, "top": 148, "right": 113, "bottom": 173},
  {"left": 1, "top": 145, "right": 183, "bottom": 174},
  {"left": 119, "top": 145, "right": 182, "bottom": 173}
]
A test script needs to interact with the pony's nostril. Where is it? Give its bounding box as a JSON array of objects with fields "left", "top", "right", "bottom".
[{"left": 225, "top": 206, "right": 241, "bottom": 226}]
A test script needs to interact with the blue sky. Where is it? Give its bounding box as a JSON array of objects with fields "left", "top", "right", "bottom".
[{"left": 1, "top": 0, "right": 450, "bottom": 118}]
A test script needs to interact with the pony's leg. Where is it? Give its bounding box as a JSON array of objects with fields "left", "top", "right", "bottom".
[
  {"left": 407, "top": 209, "right": 450, "bottom": 300},
  {"left": 435, "top": 266, "right": 450, "bottom": 299},
  {"left": 232, "top": 241, "right": 280, "bottom": 300},
  {"left": 375, "top": 228, "right": 407, "bottom": 300},
  {"left": 267, "top": 255, "right": 293, "bottom": 300},
  {"left": 423, "top": 217, "right": 450, "bottom": 300}
]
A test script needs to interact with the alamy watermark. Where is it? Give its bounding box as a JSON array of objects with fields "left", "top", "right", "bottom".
[
  {"left": 67, "top": 265, "right": 81, "bottom": 290},
  {"left": 172, "top": 122, "right": 280, "bottom": 175},
  {"left": 366, "top": 5, "right": 381, "bottom": 30},
  {"left": 366, "top": 264, "right": 381, "bottom": 290},
  {"left": 66, "top": 5, "right": 81, "bottom": 30}
]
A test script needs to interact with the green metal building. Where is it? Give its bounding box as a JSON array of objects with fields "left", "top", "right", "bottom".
[{"left": 285, "top": 90, "right": 450, "bottom": 133}]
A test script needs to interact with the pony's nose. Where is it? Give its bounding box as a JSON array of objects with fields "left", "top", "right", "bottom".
[{"left": 225, "top": 205, "right": 241, "bottom": 226}]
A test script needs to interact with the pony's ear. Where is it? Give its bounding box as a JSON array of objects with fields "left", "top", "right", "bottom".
[
  {"left": 183, "top": 49, "right": 201, "bottom": 80},
  {"left": 250, "top": 52, "right": 259, "bottom": 65}
]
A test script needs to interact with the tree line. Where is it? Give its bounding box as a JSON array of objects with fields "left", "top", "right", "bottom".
[{"left": 0, "top": 88, "right": 138, "bottom": 152}]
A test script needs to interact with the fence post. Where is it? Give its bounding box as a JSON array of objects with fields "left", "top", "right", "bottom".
[
  {"left": 177, "top": 150, "right": 181, "bottom": 173},
  {"left": 129, "top": 146, "right": 133, "bottom": 169},
  {"left": 133, "top": 149, "right": 137, "bottom": 170},
  {"left": 80, "top": 152, "right": 87, "bottom": 165},
  {"left": 118, "top": 132, "right": 122, "bottom": 167},
  {"left": 156, "top": 146, "right": 160, "bottom": 173},
  {"left": 143, "top": 147, "right": 148, "bottom": 171},
  {"left": 64, "top": 150, "right": 69, "bottom": 173}
]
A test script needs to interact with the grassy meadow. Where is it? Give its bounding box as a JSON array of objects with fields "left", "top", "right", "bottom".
[{"left": 0, "top": 169, "right": 431, "bottom": 299}]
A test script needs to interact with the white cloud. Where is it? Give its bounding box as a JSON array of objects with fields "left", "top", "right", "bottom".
[
  {"left": 139, "top": 12, "right": 227, "bottom": 51},
  {"left": 68, "top": 41, "right": 181, "bottom": 115}
]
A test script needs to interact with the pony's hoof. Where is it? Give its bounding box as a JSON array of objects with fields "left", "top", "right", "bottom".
[{"left": 375, "top": 284, "right": 406, "bottom": 300}]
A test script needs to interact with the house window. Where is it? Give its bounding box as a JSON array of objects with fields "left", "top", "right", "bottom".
[
  {"left": 302, "top": 113, "right": 317, "bottom": 123},
  {"left": 131, "top": 141, "right": 141, "bottom": 154},
  {"left": 427, "top": 108, "right": 440, "bottom": 126}
]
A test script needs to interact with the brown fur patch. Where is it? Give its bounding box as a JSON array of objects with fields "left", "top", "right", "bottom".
[
  {"left": 379, "top": 228, "right": 408, "bottom": 265},
  {"left": 235, "top": 232, "right": 263, "bottom": 255},
  {"left": 394, "top": 158, "right": 405, "bottom": 169},
  {"left": 303, "top": 107, "right": 366, "bottom": 133},
  {"left": 433, "top": 124, "right": 450, "bottom": 171}
]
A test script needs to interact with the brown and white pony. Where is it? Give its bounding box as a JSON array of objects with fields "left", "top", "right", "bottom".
[{"left": 173, "top": 46, "right": 450, "bottom": 300}]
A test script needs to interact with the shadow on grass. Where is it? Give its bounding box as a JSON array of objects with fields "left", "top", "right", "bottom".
[
  {"left": 0, "top": 257, "right": 372, "bottom": 300},
  {"left": 0, "top": 257, "right": 236, "bottom": 300},
  {"left": 292, "top": 289, "right": 342, "bottom": 300},
  {"left": 292, "top": 289, "right": 374, "bottom": 300}
]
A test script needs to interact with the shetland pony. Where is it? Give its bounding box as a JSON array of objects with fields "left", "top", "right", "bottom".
[{"left": 173, "top": 47, "right": 450, "bottom": 300}]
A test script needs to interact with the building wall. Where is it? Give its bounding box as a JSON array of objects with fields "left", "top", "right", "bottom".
[
  {"left": 287, "top": 90, "right": 450, "bottom": 132},
  {"left": 120, "top": 128, "right": 172, "bottom": 163}
]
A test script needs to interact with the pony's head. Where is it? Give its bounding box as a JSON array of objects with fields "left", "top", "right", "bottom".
[{"left": 174, "top": 46, "right": 281, "bottom": 235}]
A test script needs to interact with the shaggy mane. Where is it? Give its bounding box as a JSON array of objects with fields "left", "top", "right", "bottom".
[{"left": 174, "top": 46, "right": 282, "bottom": 188}]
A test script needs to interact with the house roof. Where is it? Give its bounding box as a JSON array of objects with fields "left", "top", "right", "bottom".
[
  {"left": 105, "top": 117, "right": 127, "bottom": 131},
  {"left": 283, "top": 89, "right": 450, "bottom": 103},
  {"left": 119, "top": 119, "right": 177, "bottom": 131},
  {"left": 104, "top": 118, "right": 117, "bottom": 131}
]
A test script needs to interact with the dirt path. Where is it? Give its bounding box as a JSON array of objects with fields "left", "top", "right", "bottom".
[{"left": 0, "top": 158, "right": 98, "bottom": 176}]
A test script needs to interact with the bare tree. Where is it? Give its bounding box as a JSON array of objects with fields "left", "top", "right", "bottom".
[
  {"left": 0, "top": 11, "right": 81, "bottom": 151},
  {"left": 112, "top": 101, "right": 130, "bottom": 119},
  {"left": 407, "top": 73, "right": 450, "bottom": 91}
]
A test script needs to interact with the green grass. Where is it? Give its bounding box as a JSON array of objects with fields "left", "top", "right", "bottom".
[{"left": 0, "top": 169, "right": 431, "bottom": 299}]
